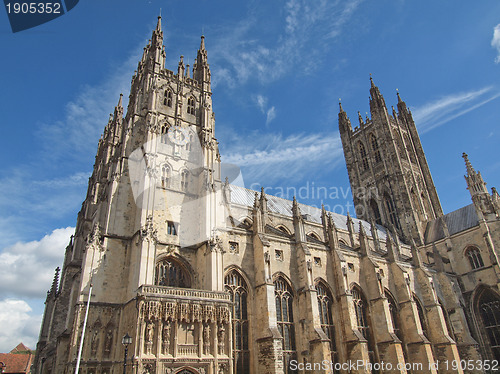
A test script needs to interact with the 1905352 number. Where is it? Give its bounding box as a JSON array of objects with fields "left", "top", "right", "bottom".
[{"left": 5, "top": 2, "right": 62, "bottom": 14}]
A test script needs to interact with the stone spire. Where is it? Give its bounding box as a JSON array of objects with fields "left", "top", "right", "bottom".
[
  {"left": 194, "top": 35, "right": 211, "bottom": 85},
  {"left": 338, "top": 100, "right": 352, "bottom": 134},
  {"left": 463, "top": 152, "right": 498, "bottom": 218},
  {"left": 369, "top": 75, "right": 386, "bottom": 112},
  {"left": 463, "top": 152, "right": 489, "bottom": 196}
]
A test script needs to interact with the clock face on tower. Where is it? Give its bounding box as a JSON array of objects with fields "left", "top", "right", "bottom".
[{"left": 168, "top": 126, "right": 190, "bottom": 146}]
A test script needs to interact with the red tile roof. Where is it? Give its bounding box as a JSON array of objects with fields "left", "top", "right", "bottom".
[{"left": 0, "top": 343, "right": 33, "bottom": 373}]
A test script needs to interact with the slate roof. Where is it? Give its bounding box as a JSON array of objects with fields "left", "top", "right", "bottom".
[
  {"left": 424, "top": 203, "right": 479, "bottom": 243},
  {"left": 229, "top": 184, "right": 388, "bottom": 240}
]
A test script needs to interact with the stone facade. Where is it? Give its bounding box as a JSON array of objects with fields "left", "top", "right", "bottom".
[{"left": 34, "top": 17, "right": 500, "bottom": 374}]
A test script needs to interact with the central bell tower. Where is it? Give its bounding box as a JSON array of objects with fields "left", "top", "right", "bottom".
[{"left": 339, "top": 77, "right": 443, "bottom": 244}]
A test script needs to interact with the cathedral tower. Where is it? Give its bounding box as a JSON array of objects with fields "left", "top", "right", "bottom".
[
  {"left": 34, "top": 17, "right": 231, "bottom": 374},
  {"left": 339, "top": 78, "right": 443, "bottom": 244}
]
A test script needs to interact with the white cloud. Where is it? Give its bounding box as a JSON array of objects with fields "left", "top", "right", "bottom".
[
  {"left": 37, "top": 49, "right": 140, "bottom": 163},
  {"left": 266, "top": 107, "right": 277, "bottom": 125},
  {"left": 492, "top": 24, "right": 500, "bottom": 63},
  {"left": 255, "top": 95, "right": 268, "bottom": 113},
  {"left": 211, "top": 0, "right": 363, "bottom": 86},
  {"left": 412, "top": 87, "right": 500, "bottom": 133},
  {"left": 0, "top": 299, "right": 42, "bottom": 352},
  {"left": 0, "top": 227, "right": 74, "bottom": 299},
  {"left": 221, "top": 131, "right": 343, "bottom": 184}
]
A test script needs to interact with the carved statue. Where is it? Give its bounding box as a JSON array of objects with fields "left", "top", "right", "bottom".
[
  {"left": 90, "top": 330, "right": 99, "bottom": 357},
  {"left": 217, "top": 324, "right": 225, "bottom": 355},
  {"left": 146, "top": 320, "right": 154, "bottom": 342},
  {"left": 203, "top": 323, "right": 211, "bottom": 354},
  {"left": 162, "top": 320, "right": 171, "bottom": 354},
  {"left": 103, "top": 330, "right": 112, "bottom": 357}
]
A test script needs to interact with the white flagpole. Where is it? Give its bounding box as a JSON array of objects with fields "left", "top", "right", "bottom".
[{"left": 74, "top": 281, "right": 92, "bottom": 374}]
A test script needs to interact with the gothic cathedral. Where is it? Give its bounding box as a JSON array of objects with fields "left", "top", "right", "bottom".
[{"left": 34, "top": 17, "right": 500, "bottom": 374}]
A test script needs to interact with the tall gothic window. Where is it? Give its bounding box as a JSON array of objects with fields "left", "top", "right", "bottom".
[
  {"left": 187, "top": 97, "right": 195, "bottom": 115},
  {"left": 164, "top": 89, "right": 173, "bottom": 107},
  {"left": 358, "top": 141, "right": 369, "bottom": 171},
  {"left": 275, "top": 277, "right": 297, "bottom": 374},
  {"left": 316, "top": 282, "right": 337, "bottom": 362},
  {"left": 384, "top": 193, "right": 400, "bottom": 230},
  {"left": 370, "top": 134, "right": 382, "bottom": 163},
  {"left": 370, "top": 199, "right": 382, "bottom": 225},
  {"left": 181, "top": 170, "right": 189, "bottom": 191},
  {"left": 466, "top": 247, "right": 484, "bottom": 270},
  {"left": 225, "top": 270, "right": 250, "bottom": 374},
  {"left": 477, "top": 288, "right": 500, "bottom": 361},
  {"left": 352, "top": 286, "right": 377, "bottom": 368},
  {"left": 386, "top": 291, "right": 401, "bottom": 339},
  {"left": 155, "top": 258, "right": 190, "bottom": 288},
  {"left": 161, "top": 164, "right": 170, "bottom": 188},
  {"left": 414, "top": 296, "right": 429, "bottom": 339}
]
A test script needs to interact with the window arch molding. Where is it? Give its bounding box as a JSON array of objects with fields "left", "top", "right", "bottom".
[
  {"left": 224, "top": 267, "right": 251, "bottom": 374},
  {"left": 224, "top": 266, "right": 253, "bottom": 295},
  {"left": 307, "top": 231, "right": 322, "bottom": 241},
  {"left": 273, "top": 274, "right": 297, "bottom": 374},
  {"left": 315, "top": 278, "right": 337, "bottom": 361},
  {"left": 472, "top": 286, "right": 500, "bottom": 361},
  {"left": 275, "top": 225, "right": 292, "bottom": 236},
  {"left": 187, "top": 96, "right": 196, "bottom": 115},
  {"left": 464, "top": 245, "right": 485, "bottom": 270},
  {"left": 154, "top": 255, "right": 192, "bottom": 288},
  {"left": 413, "top": 294, "right": 429, "bottom": 339}
]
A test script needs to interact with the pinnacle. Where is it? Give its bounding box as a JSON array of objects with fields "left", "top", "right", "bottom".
[
  {"left": 462, "top": 152, "right": 475, "bottom": 176},
  {"left": 156, "top": 14, "right": 162, "bottom": 31}
]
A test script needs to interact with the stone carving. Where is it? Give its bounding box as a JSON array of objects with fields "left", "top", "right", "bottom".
[
  {"left": 103, "top": 330, "right": 112, "bottom": 357},
  {"left": 145, "top": 320, "right": 154, "bottom": 355},
  {"left": 90, "top": 330, "right": 99, "bottom": 357},
  {"left": 162, "top": 320, "right": 171, "bottom": 355},
  {"left": 217, "top": 324, "right": 225, "bottom": 355},
  {"left": 86, "top": 224, "right": 103, "bottom": 252},
  {"left": 141, "top": 215, "right": 158, "bottom": 243},
  {"left": 203, "top": 323, "right": 211, "bottom": 354}
]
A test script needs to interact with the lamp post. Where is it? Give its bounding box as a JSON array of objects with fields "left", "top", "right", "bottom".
[
  {"left": 0, "top": 361, "right": 6, "bottom": 373},
  {"left": 122, "top": 333, "right": 132, "bottom": 374}
]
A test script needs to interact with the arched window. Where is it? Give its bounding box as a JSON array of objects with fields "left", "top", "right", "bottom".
[
  {"left": 370, "top": 199, "right": 382, "bottom": 225},
  {"left": 308, "top": 232, "right": 322, "bottom": 242},
  {"left": 316, "top": 282, "right": 337, "bottom": 361},
  {"left": 476, "top": 288, "right": 500, "bottom": 360},
  {"left": 225, "top": 270, "right": 250, "bottom": 374},
  {"left": 275, "top": 277, "right": 297, "bottom": 374},
  {"left": 187, "top": 97, "right": 195, "bottom": 115},
  {"left": 155, "top": 258, "right": 190, "bottom": 288},
  {"left": 161, "top": 124, "right": 169, "bottom": 143},
  {"left": 277, "top": 225, "right": 290, "bottom": 236},
  {"left": 352, "top": 286, "right": 377, "bottom": 367},
  {"left": 385, "top": 291, "right": 401, "bottom": 339},
  {"left": 403, "top": 133, "right": 417, "bottom": 164},
  {"left": 466, "top": 247, "right": 484, "bottom": 270},
  {"left": 181, "top": 170, "right": 189, "bottom": 191},
  {"left": 161, "top": 164, "right": 170, "bottom": 188},
  {"left": 414, "top": 296, "right": 429, "bottom": 339},
  {"left": 370, "top": 134, "right": 382, "bottom": 163},
  {"left": 358, "top": 141, "right": 369, "bottom": 171},
  {"left": 186, "top": 133, "right": 193, "bottom": 151},
  {"left": 163, "top": 89, "right": 173, "bottom": 107},
  {"left": 384, "top": 193, "right": 400, "bottom": 230}
]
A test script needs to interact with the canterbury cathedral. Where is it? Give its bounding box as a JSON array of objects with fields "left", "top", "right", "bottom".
[{"left": 34, "top": 17, "right": 500, "bottom": 374}]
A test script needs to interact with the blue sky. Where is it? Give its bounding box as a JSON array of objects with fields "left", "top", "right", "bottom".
[{"left": 1, "top": 0, "right": 500, "bottom": 351}]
